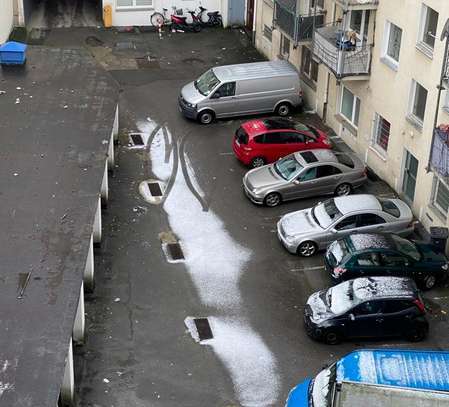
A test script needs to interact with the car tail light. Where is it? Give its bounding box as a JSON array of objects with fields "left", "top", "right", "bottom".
[
  {"left": 333, "top": 267, "right": 346, "bottom": 276},
  {"left": 414, "top": 298, "right": 426, "bottom": 314},
  {"left": 243, "top": 146, "right": 252, "bottom": 152}
]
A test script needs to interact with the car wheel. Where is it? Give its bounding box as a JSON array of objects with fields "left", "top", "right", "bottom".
[
  {"left": 250, "top": 156, "right": 266, "bottom": 168},
  {"left": 276, "top": 102, "right": 291, "bottom": 117},
  {"left": 422, "top": 274, "right": 437, "bottom": 290},
  {"left": 297, "top": 241, "right": 317, "bottom": 257},
  {"left": 323, "top": 330, "right": 342, "bottom": 345},
  {"left": 264, "top": 192, "right": 281, "bottom": 207},
  {"left": 335, "top": 183, "right": 352, "bottom": 196},
  {"left": 405, "top": 326, "right": 427, "bottom": 342},
  {"left": 198, "top": 110, "right": 214, "bottom": 125}
]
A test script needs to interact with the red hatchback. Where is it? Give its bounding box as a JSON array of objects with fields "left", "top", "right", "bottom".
[{"left": 233, "top": 118, "right": 331, "bottom": 167}]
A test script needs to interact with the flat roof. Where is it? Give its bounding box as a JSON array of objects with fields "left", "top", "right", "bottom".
[{"left": 0, "top": 46, "right": 118, "bottom": 406}]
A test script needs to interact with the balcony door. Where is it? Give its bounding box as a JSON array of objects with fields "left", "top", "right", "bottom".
[
  {"left": 346, "top": 10, "right": 370, "bottom": 45},
  {"left": 402, "top": 149, "right": 419, "bottom": 203}
]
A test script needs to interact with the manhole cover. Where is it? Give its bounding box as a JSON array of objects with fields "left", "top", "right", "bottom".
[
  {"left": 147, "top": 182, "right": 163, "bottom": 197},
  {"left": 85, "top": 36, "right": 104, "bottom": 46},
  {"left": 194, "top": 318, "right": 213, "bottom": 341},
  {"left": 130, "top": 133, "right": 144, "bottom": 146},
  {"left": 167, "top": 243, "right": 184, "bottom": 261}
]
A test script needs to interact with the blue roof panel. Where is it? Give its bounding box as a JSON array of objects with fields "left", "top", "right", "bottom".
[
  {"left": 336, "top": 349, "right": 449, "bottom": 392},
  {"left": 0, "top": 41, "right": 27, "bottom": 52}
]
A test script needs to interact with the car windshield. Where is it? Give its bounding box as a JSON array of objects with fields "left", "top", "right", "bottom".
[
  {"left": 391, "top": 234, "right": 421, "bottom": 261},
  {"left": 310, "top": 364, "right": 337, "bottom": 407},
  {"left": 195, "top": 69, "right": 220, "bottom": 96},
  {"left": 313, "top": 199, "right": 343, "bottom": 229},
  {"left": 274, "top": 155, "right": 303, "bottom": 180},
  {"left": 326, "top": 280, "right": 356, "bottom": 315},
  {"left": 327, "top": 240, "right": 349, "bottom": 267}
]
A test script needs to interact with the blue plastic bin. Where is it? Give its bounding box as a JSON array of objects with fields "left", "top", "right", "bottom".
[{"left": 0, "top": 41, "right": 27, "bottom": 65}]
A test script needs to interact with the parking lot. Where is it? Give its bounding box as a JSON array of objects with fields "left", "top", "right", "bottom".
[{"left": 58, "top": 27, "right": 449, "bottom": 406}]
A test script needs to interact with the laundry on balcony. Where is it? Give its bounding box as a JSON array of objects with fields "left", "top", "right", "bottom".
[
  {"left": 431, "top": 125, "right": 449, "bottom": 178},
  {"left": 335, "top": 31, "right": 358, "bottom": 51}
]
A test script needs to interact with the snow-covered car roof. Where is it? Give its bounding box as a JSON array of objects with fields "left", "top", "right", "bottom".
[
  {"left": 335, "top": 194, "right": 381, "bottom": 214},
  {"left": 347, "top": 233, "right": 393, "bottom": 251}
]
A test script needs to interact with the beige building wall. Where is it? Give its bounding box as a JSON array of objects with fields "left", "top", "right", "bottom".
[{"left": 0, "top": 0, "right": 14, "bottom": 43}]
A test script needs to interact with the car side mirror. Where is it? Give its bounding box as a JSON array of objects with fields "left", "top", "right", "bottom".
[{"left": 349, "top": 313, "right": 355, "bottom": 321}]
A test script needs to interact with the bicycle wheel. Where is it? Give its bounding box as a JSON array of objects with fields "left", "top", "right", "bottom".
[{"left": 151, "top": 12, "right": 165, "bottom": 27}]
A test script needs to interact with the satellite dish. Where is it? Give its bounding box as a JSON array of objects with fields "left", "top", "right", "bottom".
[{"left": 441, "top": 18, "right": 449, "bottom": 41}]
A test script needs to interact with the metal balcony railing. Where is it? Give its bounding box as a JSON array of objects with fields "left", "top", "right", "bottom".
[
  {"left": 431, "top": 128, "right": 449, "bottom": 178},
  {"left": 312, "top": 24, "right": 372, "bottom": 78},
  {"left": 334, "top": 0, "right": 379, "bottom": 9},
  {"left": 274, "top": 0, "right": 325, "bottom": 43}
]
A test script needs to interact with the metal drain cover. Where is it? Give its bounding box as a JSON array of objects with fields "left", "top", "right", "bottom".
[
  {"left": 167, "top": 242, "right": 184, "bottom": 261},
  {"left": 194, "top": 318, "right": 213, "bottom": 341},
  {"left": 139, "top": 180, "right": 165, "bottom": 205},
  {"left": 147, "top": 182, "right": 163, "bottom": 197}
]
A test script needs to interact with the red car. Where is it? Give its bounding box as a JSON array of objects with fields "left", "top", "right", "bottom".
[{"left": 232, "top": 118, "right": 331, "bottom": 168}]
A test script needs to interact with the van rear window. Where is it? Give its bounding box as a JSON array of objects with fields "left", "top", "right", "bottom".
[{"left": 235, "top": 127, "right": 248, "bottom": 144}]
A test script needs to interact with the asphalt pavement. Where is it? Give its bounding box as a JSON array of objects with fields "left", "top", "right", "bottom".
[{"left": 45, "top": 27, "right": 449, "bottom": 406}]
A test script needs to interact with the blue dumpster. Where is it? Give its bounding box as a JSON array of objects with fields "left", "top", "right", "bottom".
[{"left": 0, "top": 41, "right": 27, "bottom": 65}]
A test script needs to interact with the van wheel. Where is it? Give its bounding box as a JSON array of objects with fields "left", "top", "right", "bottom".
[
  {"left": 323, "top": 330, "right": 342, "bottom": 345},
  {"left": 250, "top": 157, "right": 266, "bottom": 168},
  {"left": 198, "top": 110, "right": 214, "bottom": 124},
  {"left": 276, "top": 102, "right": 291, "bottom": 117}
]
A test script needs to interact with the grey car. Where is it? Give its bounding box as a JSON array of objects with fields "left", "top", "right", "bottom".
[
  {"left": 277, "top": 194, "right": 414, "bottom": 256},
  {"left": 243, "top": 149, "right": 367, "bottom": 207}
]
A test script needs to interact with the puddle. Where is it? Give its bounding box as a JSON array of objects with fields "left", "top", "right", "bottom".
[{"left": 139, "top": 180, "right": 165, "bottom": 204}]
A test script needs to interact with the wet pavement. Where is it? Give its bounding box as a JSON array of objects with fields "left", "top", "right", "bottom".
[{"left": 26, "top": 27, "right": 449, "bottom": 406}]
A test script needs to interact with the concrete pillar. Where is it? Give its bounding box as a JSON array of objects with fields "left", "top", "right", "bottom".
[
  {"left": 73, "top": 283, "right": 85, "bottom": 345},
  {"left": 84, "top": 234, "right": 94, "bottom": 292},
  {"left": 93, "top": 196, "right": 102, "bottom": 245},
  {"left": 60, "top": 339, "right": 74, "bottom": 406},
  {"left": 108, "top": 131, "right": 115, "bottom": 170},
  {"left": 113, "top": 104, "right": 119, "bottom": 141},
  {"left": 101, "top": 162, "right": 109, "bottom": 204}
]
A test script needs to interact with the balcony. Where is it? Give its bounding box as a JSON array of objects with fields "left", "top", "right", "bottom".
[
  {"left": 334, "top": 0, "right": 378, "bottom": 10},
  {"left": 431, "top": 128, "right": 449, "bottom": 177},
  {"left": 274, "top": 0, "right": 325, "bottom": 43},
  {"left": 312, "top": 24, "right": 372, "bottom": 79}
]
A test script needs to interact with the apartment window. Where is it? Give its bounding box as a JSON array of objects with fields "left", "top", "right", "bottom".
[
  {"left": 418, "top": 4, "right": 439, "bottom": 53},
  {"left": 117, "top": 0, "right": 152, "bottom": 8},
  {"left": 301, "top": 47, "right": 318, "bottom": 83},
  {"left": 408, "top": 80, "right": 428, "bottom": 126},
  {"left": 348, "top": 10, "right": 370, "bottom": 41},
  {"left": 373, "top": 114, "right": 391, "bottom": 153},
  {"left": 281, "top": 34, "right": 290, "bottom": 56},
  {"left": 432, "top": 177, "right": 449, "bottom": 217},
  {"left": 382, "top": 21, "right": 402, "bottom": 69},
  {"left": 310, "top": 0, "right": 324, "bottom": 10},
  {"left": 340, "top": 87, "right": 360, "bottom": 127},
  {"left": 402, "top": 150, "right": 419, "bottom": 203},
  {"left": 263, "top": 24, "right": 272, "bottom": 42}
]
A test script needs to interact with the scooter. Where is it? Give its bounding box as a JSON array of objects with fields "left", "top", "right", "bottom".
[
  {"left": 171, "top": 9, "right": 202, "bottom": 32},
  {"left": 197, "top": 6, "right": 223, "bottom": 27}
]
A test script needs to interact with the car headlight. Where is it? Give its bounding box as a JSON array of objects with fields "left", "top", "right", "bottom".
[
  {"left": 442, "top": 263, "right": 449, "bottom": 271},
  {"left": 284, "top": 235, "right": 296, "bottom": 244}
]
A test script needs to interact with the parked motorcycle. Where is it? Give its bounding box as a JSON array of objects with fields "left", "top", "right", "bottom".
[
  {"left": 150, "top": 7, "right": 202, "bottom": 32},
  {"left": 197, "top": 6, "right": 223, "bottom": 27}
]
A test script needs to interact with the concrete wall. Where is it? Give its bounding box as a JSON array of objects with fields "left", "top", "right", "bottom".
[
  {"left": 102, "top": 0, "right": 232, "bottom": 27},
  {"left": 0, "top": 0, "right": 14, "bottom": 43}
]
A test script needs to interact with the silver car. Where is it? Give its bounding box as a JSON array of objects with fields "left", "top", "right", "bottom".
[
  {"left": 277, "top": 194, "right": 414, "bottom": 256},
  {"left": 243, "top": 149, "right": 367, "bottom": 207}
]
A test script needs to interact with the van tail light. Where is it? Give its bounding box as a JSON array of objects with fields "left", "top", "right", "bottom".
[
  {"left": 333, "top": 267, "right": 346, "bottom": 276},
  {"left": 414, "top": 298, "right": 426, "bottom": 314}
]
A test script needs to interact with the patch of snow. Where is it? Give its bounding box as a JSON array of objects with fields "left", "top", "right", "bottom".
[
  {"left": 311, "top": 367, "right": 331, "bottom": 407},
  {"left": 357, "top": 351, "right": 377, "bottom": 384},
  {"left": 0, "top": 382, "right": 13, "bottom": 397}
]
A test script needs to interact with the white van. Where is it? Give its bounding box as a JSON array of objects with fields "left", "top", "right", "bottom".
[{"left": 178, "top": 60, "right": 302, "bottom": 124}]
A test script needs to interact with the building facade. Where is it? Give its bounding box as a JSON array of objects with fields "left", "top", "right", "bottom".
[
  {"left": 254, "top": 0, "right": 449, "bottom": 237},
  {"left": 0, "top": 0, "right": 15, "bottom": 43}
]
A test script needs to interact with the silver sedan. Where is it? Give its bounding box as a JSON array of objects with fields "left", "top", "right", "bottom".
[
  {"left": 277, "top": 194, "right": 414, "bottom": 256},
  {"left": 243, "top": 149, "right": 367, "bottom": 207}
]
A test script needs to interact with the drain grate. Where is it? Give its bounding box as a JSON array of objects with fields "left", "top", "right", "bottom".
[
  {"left": 167, "top": 242, "right": 184, "bottom": 261},
  {"left": 194, "top": 318, "right": 213, "bottom": 341},
  {"left": 130, "top": 133, "right": 144, "bottom": 146},
  {"left": 147, "top": 182, "right": 163, "bottom": 197}
]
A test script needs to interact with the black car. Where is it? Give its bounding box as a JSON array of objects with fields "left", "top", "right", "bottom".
[
  {"left": 304, "top": 276, "right": 428, "bottom": 344},
  {"left": 324, "top": 233, "right": 449, "bottom": 290}
]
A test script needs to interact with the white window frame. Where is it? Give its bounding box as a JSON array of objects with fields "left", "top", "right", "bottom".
[
  {"left": 116, "top": 0, "right": 153, "bottom": 10},
  {"left": 346, "top": 9, "right": 369, "bottom": 43},
  {"left": 417, "top": 3, "right": 439, "bottom": 57},
  {"left": 408, "top": 79, "right": 428, "bottom": 129},
  {"left": 381, "top": 20, "right": 402, "bottom": 70},
  {"left": 371, "top": 113, "right": 391, "bottom": 155},
  {"left": 263, "top": 24, "right": 273, "bottom": 42},
  {"left": 340, "top": 86, "right": 360, "bottom": 128},
  {"left": 281, "top": 34, "right": 290, "bottom": 57},
  {"left": 432, "top": 176, "right": 449, "bottom": 218}
]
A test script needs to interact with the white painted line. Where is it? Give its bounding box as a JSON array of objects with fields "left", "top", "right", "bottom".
[
  {"left": 431, "top": 296, "right": 449, "bottom": 300},
  {"left": 291, "top": 265, "right": 325, "bottom": 272},
  {"left": 219, "top": 152, "right": 234, "bottom": 156}
]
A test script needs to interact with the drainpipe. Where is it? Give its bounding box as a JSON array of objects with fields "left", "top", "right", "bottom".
[
  {"left": 323, "top": 2, "right": 337, "bottom": 122},
  {"left": 427, "top": 19, "right": 449, "bottom": 172}
]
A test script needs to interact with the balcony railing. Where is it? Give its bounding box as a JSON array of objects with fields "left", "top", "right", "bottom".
[
  {"left": 274, "top": 0, "right": 325, "bottom": 43},
  {"left": 334, "top": 0, "right": 379, "bottom": 9},
  {"left": 312, "top": 24, "right": 372, "bottom": 78},
  {"left": 431, "top": 128, "right": 449, "bottom": 177}
]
